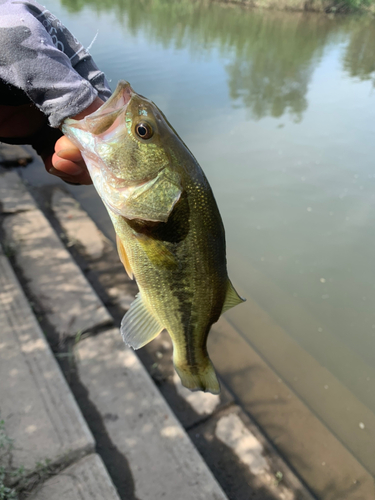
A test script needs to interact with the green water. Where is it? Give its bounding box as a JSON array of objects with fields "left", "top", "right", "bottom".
[{"left": 25, "top": 1, "right": 375, "bottom": 496}]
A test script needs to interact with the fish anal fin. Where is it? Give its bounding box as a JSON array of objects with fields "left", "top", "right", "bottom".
[
  {"left": 120, "top": 293, "right": 163, "bottom": 349},
  {"left": 221, "top": 279, "right": 246, "bottom": 315},
  {"left": 116, "top": 234, "right": 134, "bottom": 280}
]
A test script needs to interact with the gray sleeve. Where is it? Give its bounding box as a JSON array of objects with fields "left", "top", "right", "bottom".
[{"left": 0, "top": 0, "right": 112, "bottom": 127}]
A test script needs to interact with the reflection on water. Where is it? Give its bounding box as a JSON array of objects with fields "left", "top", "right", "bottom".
[
  {"left": 343, "top": 16, "right": 375, "bottom": 84},
  {"left": 29, "top": 0, "right": 375, "bottom": 497},
  {"left": 61, "top": 0, "right": 375, "bottom": 120},
  {"left": 225, "top": 13, "right": 333, "bottom": 121}
]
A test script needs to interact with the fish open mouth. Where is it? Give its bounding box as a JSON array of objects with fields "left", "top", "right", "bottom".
[
  {"left": 94, "top": 80, "right": 133, "bottom": 115},
  {"left": 67, "top": 81, "right": 134, "bottom": 138}
]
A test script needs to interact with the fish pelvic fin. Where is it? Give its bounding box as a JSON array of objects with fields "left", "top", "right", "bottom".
[
  {"left": 174, "top": 357, "right": 221, "bottom": 395},
  {"left": 121, "top": 293, "right": 163, "bottom": 349},
  {"left": 221, "top": 279, "right": 246, "bottom": 315}
]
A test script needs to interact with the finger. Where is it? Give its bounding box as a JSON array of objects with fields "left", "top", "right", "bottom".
[
  {"left": 55, "top": 134, "right": 78, "bottom": 151},
  {"left": 49, "top": 96, "right": 105, "bottom": 186},
  {"left": 49, "top": 153, "right": 92, "bottom": 185},
  {"left": 55, "top": 135, "right": 83, "bottom": 160},
  {"left": 48, "top": 166, "right": 92, "bottom": 185},
  {"left": 56, "top": 147, "right": 83, "bottom": 163},
  {"left": 44, "top": 154, "right": 86, "bottom": 184},
  {"left": 49, "top": 166, "right": 92, "bottom": 185},
  {"left": 52, "top": 152, "right": 85, "bottom": 176},
  {"left": 52, "top": 136, "right": 92, "bottom": 184}
]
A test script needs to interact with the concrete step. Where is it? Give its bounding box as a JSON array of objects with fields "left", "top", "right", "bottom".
[
  {"left": 50, "top": 186, "right": 138, "bottom": 312},
  {"left": 0, "top": 143, "right": 32, "bottom": 167},
  {"left": 0, "top": 171, "right": 112, "bottom": 340},
  {"left": 28, "top": 454, "right": 120, "bottom": 500},
  {"left": 0, "top": 242, "right": 94, "bottom": 473},
  {"left": 0, "top": 170, "right": 35, "bottom": 213},
  {"left": 209, "top": 314, "right": 375, "bottom": 499},
  {"left": 0, "top": 170, "right": 230, "bottom": 500},
  {"left": 51, "top": 188, "right": 105, "bottom": 261},
  {"left": 74, "top": 328, "right": 228, "bottom": 500}
]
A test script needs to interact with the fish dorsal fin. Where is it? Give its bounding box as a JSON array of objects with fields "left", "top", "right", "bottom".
[
  {"left": 221, "top": 279, "right": 246, "bottom": 315},
  {"left": 121, "top": 293, "right": 163, "bottom": 349},
  {"left": 125, "top": 169, "right": 182, "bottom": 222},
  {"left": 116, "top": 234, "right": 134, "bottom": 280}
]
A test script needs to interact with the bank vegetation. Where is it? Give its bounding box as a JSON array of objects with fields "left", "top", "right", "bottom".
[{"left": 219, "top": 0, "right": 375, "bottom": 14}]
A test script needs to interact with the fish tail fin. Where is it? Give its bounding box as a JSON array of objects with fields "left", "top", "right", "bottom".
[{"left": 174, "top": 357, "right": 221, "bottom": 395}]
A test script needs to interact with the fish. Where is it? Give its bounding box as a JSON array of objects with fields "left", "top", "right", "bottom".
[{"left": 62, "top": 81, "right": 244, "bottom": 394}]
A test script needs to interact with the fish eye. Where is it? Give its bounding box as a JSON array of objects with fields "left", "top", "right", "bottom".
[{"left": 135, "top": 122, "right": 153, "bottom": 140}]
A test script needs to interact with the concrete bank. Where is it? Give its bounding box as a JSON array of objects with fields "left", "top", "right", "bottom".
[
  {"left": 0, "top": 205, "right": 119, "bottom": 498},
  {"left": 43, "top": 177, "right": 375, "bottom": 499},
  {"left": 0, "top": 166, "right": 314, "bottom": 499},
  {"left": 47, "top": 187, "right": 313, "bottom": 500}
]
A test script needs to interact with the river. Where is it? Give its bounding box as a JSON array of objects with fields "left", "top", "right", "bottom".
[{"left": 22, "top": 1, "right": 375, "bottom": 498}]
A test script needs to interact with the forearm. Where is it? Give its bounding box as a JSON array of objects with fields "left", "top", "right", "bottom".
[{"left": 0, "top": 0, "right": 111, "bottom": 127}]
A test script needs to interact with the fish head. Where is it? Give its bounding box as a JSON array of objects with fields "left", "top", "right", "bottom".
[{"left": 62, "top": 81, "right": 182, "bottom": 220}]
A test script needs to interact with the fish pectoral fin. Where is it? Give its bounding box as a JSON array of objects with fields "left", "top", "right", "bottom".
[
  {"left": 116, "top": 234, "right": 134, "bottom": 280},
  {"left": 125, "top": 170, "right": 182, "bottom": 222},
  {"left": 136, "top": 236, "right": 178, "bottom": 269},
  {"left": 120, "top": 293, "right": 163, "bottom": 349},
  {"left": 221, "top": 279, "right": 246, "bottom": 315}
]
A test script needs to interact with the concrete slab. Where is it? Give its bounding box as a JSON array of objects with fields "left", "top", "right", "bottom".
[
  {"left": 51, "top": 188, "right": 104, "bottom": 260},
  {"left": 28, "top": 454, "right": 120, "bottom": 500},
  {"left": 2, "top": 208, "right": 112, "bottom": 338},
  {"left": 0, "top": 244, "right": 94, "bottom": 472},
  {"left": 75, "top": 328, "right": 229, "bottom": 500},
  {"left": 0, "top": 171, "right": 35, "bottom": 213},
  {"left": 0, "top": 144, "right": 32, "bottom": 166},
  {"left": 216, "top": 413, "right": 270, "bottom": 477},
  {"left": 189, "top": 406, "right": 314, "bottom": 500},
  {"left": 49, "top": 187, "right": 138, "bottom": 313}
]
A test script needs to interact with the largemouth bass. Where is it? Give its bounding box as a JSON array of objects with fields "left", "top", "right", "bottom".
[{"left": 62, "top": 81, "right": 244, "bottom": 394}]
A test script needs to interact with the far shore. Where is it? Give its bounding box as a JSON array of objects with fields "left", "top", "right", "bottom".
[{"left": 213, "top": 0, "right": 375, "bottom": 14}]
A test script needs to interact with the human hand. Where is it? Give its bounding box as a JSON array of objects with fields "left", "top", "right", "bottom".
[
  {"left": 49, "top": 97, "right": 104, "bottom": 185},
  {"left": 0, "top": 1, "right": 111, "bottom": 185},
  {"left": 0, "top": 96, "right": 103, "bottom": 185},
  {"left": 49, "top": 135, "right": 92, "bottom": 185}
]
